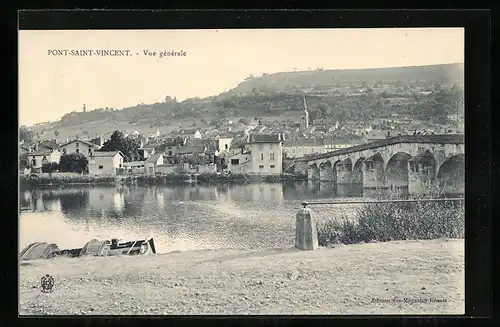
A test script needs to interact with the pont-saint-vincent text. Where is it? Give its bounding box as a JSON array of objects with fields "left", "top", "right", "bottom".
[{"left": 47, "top": 49, "right": 132, "bottom": 56}]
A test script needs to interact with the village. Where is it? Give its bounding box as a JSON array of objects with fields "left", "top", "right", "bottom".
[{"left": 19, "top": 96, "right": 464, "bottom": 179}]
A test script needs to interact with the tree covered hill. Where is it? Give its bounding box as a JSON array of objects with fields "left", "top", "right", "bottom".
[
  {"left": 29, "top": 63, "right": 464, "bottom": 139},
  {"left": 230, "top": 63, "right": 464, "bottom": 94}
]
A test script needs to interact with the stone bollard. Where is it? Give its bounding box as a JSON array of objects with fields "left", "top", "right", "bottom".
[{"left": 295, "top": 201, "right": 319, "bottom": 250}]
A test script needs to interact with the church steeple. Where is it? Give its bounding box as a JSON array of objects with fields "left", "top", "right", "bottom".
[
  {"left": 83, "top": 104, "right": 86, "bottom": 113},
  {"left": 302, "top": 93, "right": 309, "bottom": 129}
]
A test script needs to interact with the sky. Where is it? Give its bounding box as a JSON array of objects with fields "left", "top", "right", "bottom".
[{"left": 18, "top": 28, "right": 464, "bottom": 126}]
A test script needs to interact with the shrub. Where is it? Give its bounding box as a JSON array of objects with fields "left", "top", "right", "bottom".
[{"left": 317, "top": 188, "right": 465, "bottom": 246}]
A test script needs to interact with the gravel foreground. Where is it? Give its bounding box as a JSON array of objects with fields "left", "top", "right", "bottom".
[{"left": 19, "top": 239, "right": 464, "bottom": 315}]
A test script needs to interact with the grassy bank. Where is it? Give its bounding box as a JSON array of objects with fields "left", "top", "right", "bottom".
[
  {"left": 19, "top": 239, "right": 464, "bottom": 315},
  {"left": 20, "top": 172, "right": 306, "bottom": 189},
  {"left": 317, "top": 189, "right": 465, "bottom": 246}
]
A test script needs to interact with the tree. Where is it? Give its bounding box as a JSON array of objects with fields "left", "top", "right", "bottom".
[
  {"left": 59, "top": 153, "right": 88, "bottom": 173},
  {"left": 19, "top": 127, "right": 34, "bottom": 143},
  {"left": 42, "top": 162, "right": 59, "bottom": 173},
  {"left": 19, "top": 154, "right": 30, "bottom": 169},
  {"left": 99, "top": 130, "right": 141, "bottom": 162}
]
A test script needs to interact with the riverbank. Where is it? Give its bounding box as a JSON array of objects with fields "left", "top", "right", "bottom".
[
  {"left": 19, "top": 239, "right": 464, "bottom": 315},
  {"left": 19, "top": 172, "right": 307, "bottom": 189}
]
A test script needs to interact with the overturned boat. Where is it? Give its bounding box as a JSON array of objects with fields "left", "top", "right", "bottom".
[{"left": 19, "top": 238, "right": 157, "bottom": 261}]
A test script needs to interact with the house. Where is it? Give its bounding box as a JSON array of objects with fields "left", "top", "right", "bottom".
[
  {"left": 365, "top": 131, "right": 390, "bottom": 142},
  {"left": 180, "top": 128, "right": 202, "bottom": 139},
  {"left": 123, "top": 161, "right": 146, "bottom": 174},
  {"left": 216, "top": 135, "right": 234, "bottom": 153},
  {"left": 313, "top": 126, "right": 329, "bottom": 137},
  {"left": 248, "top": 134, "right": 284, "bottom": 174},
  {"left": 37, "top": 140, "right": 59, "bottom": 152},
  {"left": 90, "top": 136, "right": 105, "bottom": 148},
  {"left": 88, "top": 151, "right": 124, "bottom": 176},
  {"left": 172, "top": 145, "right": 207, "bottom": 156},
  {"left": 227, "top": 149, "right": 252, "bottom": 173},
  {"left": 163, "top": 137, "right": 187, "bottom": 156},
  {"left": 28, "top": 149, "right": 61, "bottom": 172},
  {"left": 324, "top": 136, "right": 364, "bottom": 152},
  {"left": 138, "top": 147, "right": 155, "bottom": 160},
  {"left": 144, "top": 153, "right": 164, "bottom": 175},
  {"left": 282, "top": 139, "right": 326, "bottom": 158},
  {"left": 60, "top": 139, "right": 100, "bottom": 157}
]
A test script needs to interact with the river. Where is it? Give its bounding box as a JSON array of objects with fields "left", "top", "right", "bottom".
[{"left": 19, "top": 181, "right": 370, "bottom": 254}]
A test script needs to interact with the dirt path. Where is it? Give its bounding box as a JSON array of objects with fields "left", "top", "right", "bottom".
[{"left": 19, "top": 239, "right": 464, "bottom": 315}]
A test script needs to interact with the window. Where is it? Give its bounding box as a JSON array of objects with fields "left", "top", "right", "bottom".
[
  {"left": 62, "top": 148, "right": 67, "bottom": 154},
  {"left": 88, "top": 149, "right": 92, "bottom": 154},
  {"left": 311, "top": 148, "right": 314, "bottom": 153},
  {"left": 270, "top": 165, "right": 275, "bottom": 168},
  {"left": 225, "top": 144, "right": 228, "bottom": 150},
  {"left": 231, "top": 159, "right": 240, "bottom": 165},
  {"left": 304, "top": 148, "right": 309, "bottom": 153},
  {"left": 76, "top": 143, "right": 79, "bottom": 148},
  {"left": 259, "top": 165, "right": 264, "bottom": 169},
  {"left": 260, "top": 153, "right": 264, "bottom": 160},
  {"left": 76, "top": 149, "right": 79, "bottom": 154},
  {"left": 291, "top": 148, "right": 296, "bottom": 154},
  {"left": 270, "top": 153, "right": 275, "bottom": 160},
  {"left": 98, "top": 165, "right": 103, "bottom": 169}
]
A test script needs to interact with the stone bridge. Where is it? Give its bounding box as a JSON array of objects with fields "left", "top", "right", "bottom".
[{"left": 294, "top": 135, "right": 465, "bottom": 195}]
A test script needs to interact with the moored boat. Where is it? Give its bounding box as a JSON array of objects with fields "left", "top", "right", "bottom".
[{"left": 19, "top": 238, "right": 156, "bottom": 261}]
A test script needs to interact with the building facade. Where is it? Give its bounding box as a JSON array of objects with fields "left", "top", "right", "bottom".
[
  {"left": 144, "top": 154, "right": 164, "bottom": 174},
  {"left": 248, "top": 134, "right": 284, "bottom": 174},
  {"left": 227, "top": 150, "right": 252, "bottom": 173},
  {"left": 60, "top": 140, "right": 100, "bottom": 157},
  {"left": 283, "top": 139, "right": 326, "bottom": 158},
  {"left": 88, "top": 151, "right": 124, "bottom": 175},
  {"left": 217, "top": 136, "right": 233, "bottom": 152},
  {"left": 29, "top": 149, "right": 61, "bottom": 171}
]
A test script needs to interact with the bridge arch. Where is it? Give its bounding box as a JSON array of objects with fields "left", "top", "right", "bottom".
[
  {"left": 363, "top": 152, "right": 386, "bottom": 190},
  {"left": 350, "top": 157, "right": 365, "bottom": 184},
  {"left": 437, "top": 154, "right": 465, "bottom": 194},
  {"left": 308, "top": 163, "right": 320, "bottom": 181},
  {"left": 385, "top": 152, "right": 412, "bottom": 189},
  {"left": 319, "top": 161, "right": 334, "bottom": 181},
  {"left": 334, "top": 158, "right": 352, "bottom": 185}
]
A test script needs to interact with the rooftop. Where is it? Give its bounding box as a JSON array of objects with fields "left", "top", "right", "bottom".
[
  {"left": 60, "top": 139, "right": 99, "bottom": 148},
  {"left": 91, "top": 151, "right": 123, "bottom": 158},
  {"left": 145, "top": 153, "right": 164, "bottom": 163},
  {"left": 249, "top": 134, "right": 284, "bottom": 144}
]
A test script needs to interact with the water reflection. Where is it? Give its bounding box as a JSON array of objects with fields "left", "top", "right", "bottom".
[{"left": 19, "top": 182, "right": 365, "bottom": 254}]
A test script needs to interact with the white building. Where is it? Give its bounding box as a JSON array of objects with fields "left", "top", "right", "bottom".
[
  {"left": 123, "top": 161, "right": 146, "bottom": 174},
  {"left": 248, "top": 134, "right": 284, "bottom": 174},
  {"left": 324, "top": 136, "right": 365, "bottom": 152},
  {"left": 282, "top": 139, "right": 326, "bottom": 158},
  {"left": 144, "top": 153, "right": 164, "bottom": 175},
  {"left": 179, "top": 128, "right": 202, "bottom": 139},
  {"left": 217, "top": 136, "right": 233, "bottom": 153},
  {"left": 60, "top": 139, "right": 100, "bottom": 157},
  {"left": 227, "top": 150, "right": 252, "bottom": 173},
  {"left": 88, "top": 151, "right": 124, "bottom": 176},
  {"left": 28, "top": 149, "right": 61, "bottom": 171}
]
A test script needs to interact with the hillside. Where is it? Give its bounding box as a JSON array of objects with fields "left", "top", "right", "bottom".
[
  {"left": 230, "top": 63, "right": 464, "bottom": 94},
  {"left": 24, "top": 63, "right": 464, "bottom": 141}
]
